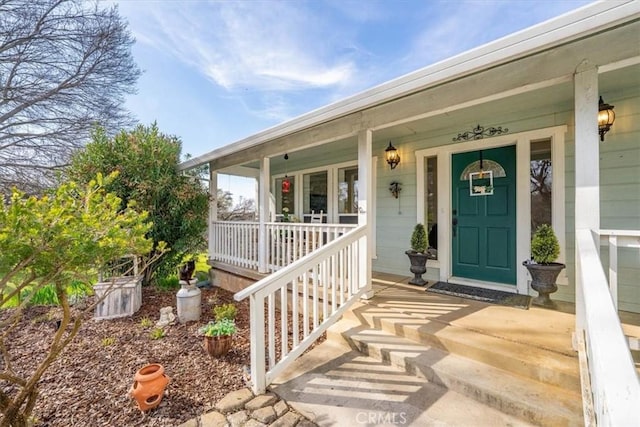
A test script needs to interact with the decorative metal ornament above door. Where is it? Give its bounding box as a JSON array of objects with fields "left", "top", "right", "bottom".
[{"left": 453, "top": 124, "right": 508, "bottom": 141}]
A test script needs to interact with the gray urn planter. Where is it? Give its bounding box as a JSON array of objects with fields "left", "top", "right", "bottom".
[
  {"left": 406, "top": 251, "right": 429, "bottom": 286},
  {"left": 523, "top": 262, "right": 565, "bottom": 307}
]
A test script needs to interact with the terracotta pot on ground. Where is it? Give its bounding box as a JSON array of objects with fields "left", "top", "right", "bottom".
[
  {"left": 203, "top": 334, "right": 232, "bottom": 357},
  {"left": 129, "top": 363, "right": 170, "bottom": 411}
]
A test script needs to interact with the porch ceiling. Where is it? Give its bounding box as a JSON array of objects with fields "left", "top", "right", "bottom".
[
  {"left": 375, "top": 62, "right": 640, "bottom": 143},
  {"left": 225, "top": 61, "right": 639, "bottom": 174}
]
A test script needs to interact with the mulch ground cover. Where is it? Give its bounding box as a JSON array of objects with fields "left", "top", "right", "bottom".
[{"left": 1, "top": 286, "right": 252, "bottom": 426}]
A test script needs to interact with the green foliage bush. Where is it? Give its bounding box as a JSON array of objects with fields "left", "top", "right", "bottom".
[
  {"left": 67, "top": 123, "right": 209, "bottom": 284},
  {"left": 0, "top": 173, "right": 154, "bottom": 426},
  {"left": 530, "top": 224, "right": 560, "bottom": 264},
  {"left": 149, "top": 327, "right": 166, "bottom": 340},
  {"left": 199, "top": 318, "right": 236, "bottom": 337},
  {"left": 410, "top": 224, "right": 428, "bottom": 253},
  {"left": 213, "top": 303, "right": 237, "bottom": 322},
  {"left": 139, "top": 317, "right": 153, "bottom": 328},
  {"left": 156, "top": 275, "right": 180, "bottom": 291}
]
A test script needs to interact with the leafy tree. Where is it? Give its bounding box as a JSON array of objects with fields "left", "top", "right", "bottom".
[
  {"left": 0, "top": 0, "right": 140, "bottom": 195},
  {"left": 0, "top": 173, "right": 155, "bottom": 427},
  {"left": 67, "top": 123, "right": 209, "bottom": 283}
]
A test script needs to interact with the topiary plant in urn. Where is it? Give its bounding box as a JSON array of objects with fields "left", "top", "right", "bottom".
[
  {"left": 523, "top": 224, "right": 565, "bottom": 307},
  {"left": 406, "top": 223, "right": 429, "bottom": 286}
]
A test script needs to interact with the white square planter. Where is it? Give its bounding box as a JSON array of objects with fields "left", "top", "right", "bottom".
[{"left": 93, "top": 276, "right": 142, "bottom": 320}]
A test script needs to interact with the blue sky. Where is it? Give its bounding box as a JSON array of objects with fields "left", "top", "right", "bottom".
[{"left": 113, "top": 0, "right": 592, "bottom": 201}]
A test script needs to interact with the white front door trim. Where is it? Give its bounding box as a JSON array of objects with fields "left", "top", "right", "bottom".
[{"left": 416, "top": 125, "right": 567, "bottom": 295}]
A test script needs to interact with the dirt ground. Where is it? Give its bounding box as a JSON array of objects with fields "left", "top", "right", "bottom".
[{"left": 1, "top": 286, "right": 253, "bottom": 426}]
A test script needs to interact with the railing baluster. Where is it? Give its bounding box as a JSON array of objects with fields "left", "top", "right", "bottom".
[
  {"left": 249, "top": 293, "right": 266, "bottom": 394},
  {"left": 340, "top": 248, "right": 345, "bottom": 305},
  {"left": 609, "top": 235, "right": 618, "bottom": 310},
  {"left": 312, "top": 264, "right": 318, "bottom": 328},
  {"left": 302, "top": 270, "right": 309, "bottom": 338},
  {"left": 268, "top": 292, "right": 275, "bottom": 369},
  {"left": 281, "top": 285, "right": 288, "bottom": 358},
  {"left": 322, "top": 259, "right": 328, "bottom": 322},
  {"left": 292, "top": 275, "right": 299, "bottom": 347},
  {"left": 331, "top": 254, "right": 337, "bottom": 314}
]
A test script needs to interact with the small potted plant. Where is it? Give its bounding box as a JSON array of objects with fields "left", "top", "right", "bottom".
[
  {"left": 406, "top": 223, "right": 429, "bottom": 286},
  {"left": 199, "top": 318, "right": 237, "bottom": 357},
  {"left": 523, "top": 224, "right": 565, "bottom": 307}
]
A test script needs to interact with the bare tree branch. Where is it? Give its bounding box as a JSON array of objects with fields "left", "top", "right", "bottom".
[{"left": 0, "top": 0, "right": 140, "bottom": 194}]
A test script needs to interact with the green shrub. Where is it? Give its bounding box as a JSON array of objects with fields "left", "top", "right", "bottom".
[
  {"left": 410, "top": 224, "right": 428, "bottom": 253},
  {"left": 149, "top": 327, "right": 166, "bottom": 340},
  {"left": 194, "top": 270, "right": 209, "bottom": 282},
  {"left": 101, "top": 337, "right": 116, "bottom": 346},
  {"left": 530, "top": 224, "right": 560, "bottom": 264},
  {"left": 213, "top": 303, "right": 237, "bottom": 322},
  {"left": 199, "top": 318, "right": 236, "bottom": 337},
  {"left": 156, "top": 275, "right": 180, "bottom": 291},
  {"left": 139, "top": 317, "right": 153, "bottom": 328},
  {"left": 27, "top": 285, "right": 58, "bottom": 306}
]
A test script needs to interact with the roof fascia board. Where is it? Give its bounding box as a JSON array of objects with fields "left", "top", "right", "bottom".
[{"left": 180, "top": 0, "right": 639, "bottom": 171}]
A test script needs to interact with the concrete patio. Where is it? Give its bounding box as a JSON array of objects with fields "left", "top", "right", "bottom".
[{"left": 270, "top": 273, "right": 640, "bottom": 426}]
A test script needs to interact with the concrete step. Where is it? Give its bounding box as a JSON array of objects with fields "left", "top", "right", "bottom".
[
  {"left": 329, "top": 319, "right": 583, "bottom": 427},
  {"left": 341, "top": 300, "right": 581, "bottom": 393},
  {"left": 271, "top": 338, "right": 537, "bottom": 427}
]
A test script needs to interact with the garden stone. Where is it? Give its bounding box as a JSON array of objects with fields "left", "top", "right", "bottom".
[
  {"left": 215, "top": 388, "right": 253, "bottom": 413},
  {"left": 270, "top": 411, "right": 301, "bottom": 427},
  {"left": 199, "top": 410, "right": 227, "bottom": 427},
  {"left": 227, "top": 410, "right": 248, "bottom": 427},
  {"left": 274, "top": 400, "right": 289, "bottom": 417},
  {"left": 245, "top": 393, "right": 277, "bottom": 411},
  {"left": 177, "top": 419, "right": 198, "bottom": 427},
  {"left": 251, "top": 406, "right": 277, "bottom": 424},
  {"left": 243, "top": 419, "right": 267, "bottom": 427}
]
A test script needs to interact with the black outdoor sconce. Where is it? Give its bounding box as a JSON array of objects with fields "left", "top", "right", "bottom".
[
  {"left": 385, "top": 142, "right": 400, "bottom": 169},
  {"left": 598, "top": 96, "right": 615, "bottom": 142}
]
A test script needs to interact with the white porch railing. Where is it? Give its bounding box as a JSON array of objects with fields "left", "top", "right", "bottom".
[
  {"left": 575, "top": 229, "right": 640, "bottom": 426},
  {"left": 598, "top": 230, "right": 640, "bottom": 310},
  {"left": 266, "top": 222, "right": 356, "bottom": 272},
  {"left": 234, "top": 225, "right": 368, "bottom": 394},
  {"left": 211, "top": 221, "right": 259, "bottom": 269},
  {"left": 211, "top": 221, "right": 356, "bottom": 272}
]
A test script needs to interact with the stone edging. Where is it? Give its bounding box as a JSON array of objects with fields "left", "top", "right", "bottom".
[{"left": 178, "top": 387, "right": 317, "bottom": 427}]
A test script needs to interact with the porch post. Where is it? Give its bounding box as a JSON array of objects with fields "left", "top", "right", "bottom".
[
  {"left": 208, "top": 164, "right": 218, "bottom": 263},
  {"left": 258, "top": 157, "right": 270, "bottom": 273},
  {"left": 573, "top": 61, "right": 600, "bottom": 334},
  {"left": 358, "top": 129, "right": 374, "bottom": 299}
]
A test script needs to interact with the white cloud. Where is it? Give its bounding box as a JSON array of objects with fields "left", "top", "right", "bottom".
[{"left": 119, "top": 1, "right": 356, "bottom": 92}]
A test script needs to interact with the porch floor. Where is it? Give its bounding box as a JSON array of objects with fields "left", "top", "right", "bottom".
[{"left": 270, "top": 273, "right": 640, "bottom": 426}]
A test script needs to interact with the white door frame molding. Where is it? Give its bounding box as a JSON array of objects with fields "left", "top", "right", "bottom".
[{"left": 416, "top": 125, "right": 567, "bottom": 295}]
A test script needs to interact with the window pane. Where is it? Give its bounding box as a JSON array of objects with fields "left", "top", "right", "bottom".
[
  {"left": 426, "top": 156, "right": 438, "bottom": 253},
  {"left": 338, "top": 167, "right": 358, "bottom": 214},
  {"left": 530, "top": 139, "right": 552, "bottom": 233},
  {"left": 303, "top": 171, "right": 327, "bottom": 215},
  {"left": 275, "top": 176, "right": 295, "bottom": 215}
]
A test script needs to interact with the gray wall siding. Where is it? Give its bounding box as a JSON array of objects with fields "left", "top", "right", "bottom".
[{"left": 372, "top": 92, "right": 640, "bottom": 313}]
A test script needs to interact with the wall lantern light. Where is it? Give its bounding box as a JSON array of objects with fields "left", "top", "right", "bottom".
[
  {"left": 385, "top": 142, "right": 400, "bottom": 169},
  {"left": 598, "top": 96, "right": 615, "bottom": 142}
]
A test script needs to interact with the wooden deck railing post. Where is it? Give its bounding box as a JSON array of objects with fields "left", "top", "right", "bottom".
[{"left": 249, "top": 293, "right": 266, "bottom": 394}]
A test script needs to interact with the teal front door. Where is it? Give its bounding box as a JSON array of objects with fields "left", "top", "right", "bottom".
[{"left": 452, "top": 145, "right": 517, "bottom": 285}]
